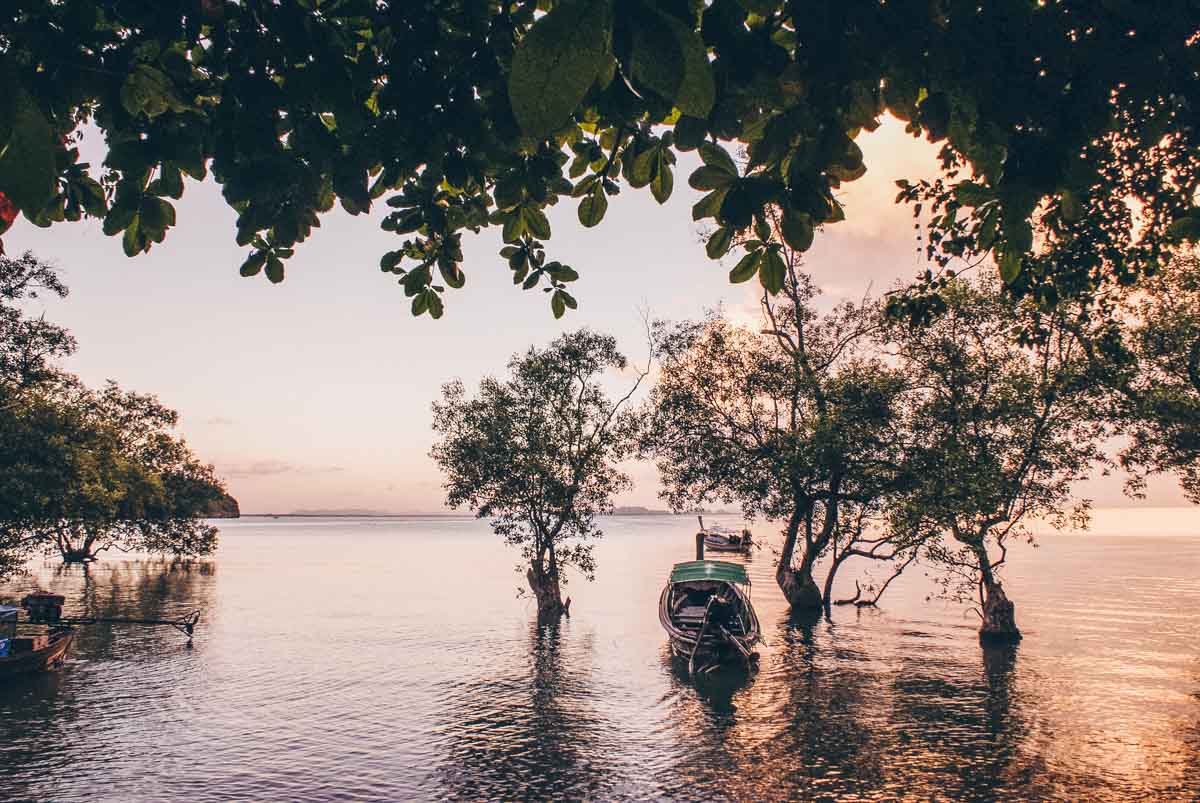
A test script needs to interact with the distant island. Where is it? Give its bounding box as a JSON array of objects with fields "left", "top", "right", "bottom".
[
  {"left": 610, "top": 506, "right": 737, "bottom": 516},
  {"left": 611, "top": 506, "right": 671, "bottom": 516},
  {"left": 285, "top": 508, "right": 393, "bottom": 517}
]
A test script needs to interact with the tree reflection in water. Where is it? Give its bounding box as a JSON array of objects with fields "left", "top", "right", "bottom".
[
  {"left": 55, "top": 558, "right": 215, "bottom": 659},
  {"left": 435, "top": 619, "right": 616, "bottom": 801},
  {"left": 650, "top": 609, "right": 1124, "bottom": 800}
]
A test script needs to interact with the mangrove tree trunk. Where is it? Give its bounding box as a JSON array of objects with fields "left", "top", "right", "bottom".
[
  {"left": 777, "top": 508, "right": 823, "bottom": 610},
  {"left": 979, "top": 577, "right": 1021, "bottom": 642},
  {"left": 527, "top": 545, "right": 566, "bottom": 621}
]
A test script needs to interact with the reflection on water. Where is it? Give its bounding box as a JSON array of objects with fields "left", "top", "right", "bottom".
[
  {"left": 0, "top": 515, "right": 1198, "bottom": 801},
  {"left": 437, "top": 620, "right": 613, "bottom": 802}
]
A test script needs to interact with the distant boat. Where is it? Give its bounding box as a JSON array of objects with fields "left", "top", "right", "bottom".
[
  {"left": 659, "top": 535, "right": 761, "bottom": 674},
  {"left": 696, "top": 515, "right": 753, "bottom": 553}
]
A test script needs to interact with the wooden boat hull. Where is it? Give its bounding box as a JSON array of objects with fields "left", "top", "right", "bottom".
[
  {"left": 659, "top": 583, "right": 760, "bottom": 665},
  {"left": 702, "top": 538, "right": 750, "bottom": 553},
  {"left": 0, "top": 630, "right": 73, "bottom": 677},
  {"left": 700, "top": 530, "right": 753, "bottom": 553}
]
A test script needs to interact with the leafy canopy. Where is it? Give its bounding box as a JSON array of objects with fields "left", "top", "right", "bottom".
[
  {"left": 1, "top": 2, "right": 1196, "bottom": 318},
  {"left": 883, "top": 277, "right": 1107, "bottom": 599},
  {"left": 430, "top": 328, "right": 643, "bottom": 587},
  {"left": 0, "top": 253, "right": 228, "bottom": 573},
  {"left": 1076, "top": 255, "right": 1200, "bottom": 503}
]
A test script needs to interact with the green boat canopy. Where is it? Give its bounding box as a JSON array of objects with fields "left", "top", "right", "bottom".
[{"left": 670, "top": 560, "right": 750, "bottom": 586}]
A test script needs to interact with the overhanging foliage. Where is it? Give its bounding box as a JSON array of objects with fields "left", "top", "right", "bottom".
[{"left": 0, "top": 2, "right": 1195, "bottom": 318}]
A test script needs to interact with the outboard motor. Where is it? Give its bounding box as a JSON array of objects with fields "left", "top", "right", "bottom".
[{"left": 22, "top": 591, "right": 65, "bottom": 623}]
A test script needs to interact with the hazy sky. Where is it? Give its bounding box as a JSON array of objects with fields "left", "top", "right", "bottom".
[{"left": 8, "top": 117, "right": 1193, "bottom": 513}]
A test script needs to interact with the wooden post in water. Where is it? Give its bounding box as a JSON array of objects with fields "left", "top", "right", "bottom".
[{"left": 695, "top": 531, "right": 705, "bottom": 561}]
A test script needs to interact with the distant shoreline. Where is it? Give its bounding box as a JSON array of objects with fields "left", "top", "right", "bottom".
[{"left": 236, "top": 510, "right": 734, "bottom": 519}]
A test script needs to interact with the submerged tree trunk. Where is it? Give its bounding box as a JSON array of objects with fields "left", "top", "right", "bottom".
[
  {"left": 973, "top": 544, "right": 1021, "bottom": 642},
  {"left": 979, "top": 577, "right": 1021, "bottom": 642},
  {"left": 777, "top": 508, "right": 823, "bottom": 610},
  {"left": 56, "top": 528, "right": 99, "bottom": 564},
  {"left": 527, "top": 543, "right": 567, "bottom": 621},
  {"left": 780, "top": 561, "right": 823, "bottom": 611}
]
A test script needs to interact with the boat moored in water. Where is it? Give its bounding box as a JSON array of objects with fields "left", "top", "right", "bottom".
[
  {"left": 659, "top": 558, "right": 761, "bottom": 674},
  {"left": 0, "top": 591, "right": 201, "bottom": 678},
  {"left": 696, "top": 515, "right": 754, "bottom": 553},
  {"left": 0, "top": 598, "right": 74, "bottom": 678}
]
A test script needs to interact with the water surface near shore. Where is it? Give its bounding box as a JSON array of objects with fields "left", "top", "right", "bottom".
[{"left": 2, "top": 514, "right": 1199, "bottom": 801}]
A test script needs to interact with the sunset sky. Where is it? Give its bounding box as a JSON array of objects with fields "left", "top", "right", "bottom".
[{"left": 8, "top": 117, "right": 1193, "bottom": 513}]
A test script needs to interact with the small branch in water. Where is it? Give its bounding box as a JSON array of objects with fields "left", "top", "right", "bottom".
[{"left": 833, "top": 580, "right": 866, "bottom": 606}]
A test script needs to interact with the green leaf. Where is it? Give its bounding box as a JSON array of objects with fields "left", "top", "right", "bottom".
[
  {"left": 552, "top": 290, "right": 566, "bottom": 319},
  {"left": 561, "top": 290, "right": 578, "bottom": 309},
  {"left": 706, "top": 226, "right": 733, "bottom": 259},
  {"left": 780, "top": 210, "right": 814, "bottom": 252},
  {"left": 509, "top": 0, "right": 613, "bottom": 138},
  {"left": 759, "top": 248, "right": 787, "bottom": 293},
  {"left": 102, "top": 203, "right": 137, "bottom": 236},
  {"left": 240, "top": 251, "right": 267, "bottom": 277},
  {"left": 674, "top": 116, "right": 707, "bottom": 151},
  {"left": 688, "top": 165, "right": 736, "bottom": 191},
  {"left": 548, "top": 263, "right": 580, "bottom": 282},
  {"left": 718, "top": 184, "right": 755, "bottom": 229},
  {"left": 650, "top": 159, "right": 673, "bottom": 204},
  {"left": 578, "top": 188, "right": 608, "bottom": 227},
  {"left": 428, "top": 291, "right": 445, "bottom": 319},
  {"left": 501, "top": 211, "right": 525, "bottom": 243},
  {"left": 265, "top": 255, "right": 285, "bottom": 284},
  {"left": 139, "top": 196, "right": 175, "bottom": 235},
  {"left": 692, "top": 189, "right": 726, "bottom": 221},
  {"left": 630, "top": 7, "right": 714, "bottom": 117},
  {"left": 380, "top": 250, "right": 403, "bottom": 271},
  {"left": 0, "top": 83, "right": 57, "bottom": 213},
  {"left": 523, "top": 206, "right": 551, "bottom": 239},
  {"left": 120, "top": 64, "right": 187, "bottom": 119},
  {"left": 977, "top": 206, "right": 999, "bottom": 251},
  {"left": 158, "top": 166, "right": 184, "bottom": 199},
  {"left": 439, "top": 262, "right": 466, "bottom": 289},
  {"left": 412, "top": 289, "right": 429, "bottom": 316},
  {"left": 999, "top": 249, "right": 1022, "bottom": 284},
  {"left": 75, "top": 176, "right": 107, "bottom": 217},
  {"left": 954, "top": 181, "right": 993, "bottom": 207},
  {"left": 122, "top": 215, "right": 142, "bottom": 256},
  {"left": 630, "top": 148, "right": 656, "bottom": 187},
  {"left": 698, "top": 142, "right": 738, "bottom": 176},
  {"left": 728, "top": 250, "right": 760, "bottom": 283},
  {"left": 1004, "top": 218, "right": 1033, "bottom": 254}
]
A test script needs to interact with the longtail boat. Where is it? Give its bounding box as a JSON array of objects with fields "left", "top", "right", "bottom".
[
  {"left": 0, "top": 592, "right": 200, "bottom": 678},
  {"left": 0, "top": 603, "right": 73, "bottom": 676},
  {"left": 696, "top": 515, "right": 754, "bottom": 554},
  {"left": 659, "top": 534, "right": 761, "bottom": 674}
]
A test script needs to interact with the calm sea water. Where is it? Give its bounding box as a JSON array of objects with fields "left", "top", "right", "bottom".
[{"left": 1, "top": 513, "right": 1198, "bottom": 802}]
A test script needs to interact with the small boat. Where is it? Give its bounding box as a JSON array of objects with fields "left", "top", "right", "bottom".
[
  {"left": 697, "top": 515, "right": 754, "bottom": 553},
  {"left": 659, "top": 535, "right": 761, "bottom": 674},
  {"left": 0, "top": 592, "right": 200, "bottom": 678},
  {"left": 0, "top": 602, "right": 74, "bottom": 677}
]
